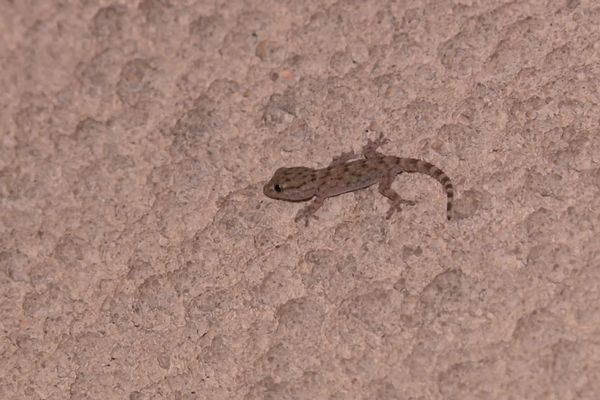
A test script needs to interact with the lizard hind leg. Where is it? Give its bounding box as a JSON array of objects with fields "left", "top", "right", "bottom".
[
  {"left": 362, "top": 132, "right": 390, "bottom": 159},
  {"left": 378, "top": 172, "right": 415, "bottom": 219}
]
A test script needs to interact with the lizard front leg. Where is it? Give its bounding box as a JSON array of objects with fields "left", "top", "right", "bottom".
[
  {"left": 328, "top": 150, "right": 359, "bottom": 167},
  {"left": 294, "top": 196, "right": 325, "bottom": 226}
]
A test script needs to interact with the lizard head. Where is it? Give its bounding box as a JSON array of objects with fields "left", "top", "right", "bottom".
[{"left": 263, "top": 167, "right": 317, "bottom": 201}]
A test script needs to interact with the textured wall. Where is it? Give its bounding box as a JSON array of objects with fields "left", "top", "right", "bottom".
[{"left": 1, "top": 1, "right": 599, "bottom": 399}]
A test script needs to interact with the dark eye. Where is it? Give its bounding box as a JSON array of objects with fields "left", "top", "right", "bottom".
[{"left": 274, "top": 184, "right": 283, "bottom": 192}]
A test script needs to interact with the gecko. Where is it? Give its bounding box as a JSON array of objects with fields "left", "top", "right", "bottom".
[{"left": 263, "top": 134, "right": 454, "bottom": 226}]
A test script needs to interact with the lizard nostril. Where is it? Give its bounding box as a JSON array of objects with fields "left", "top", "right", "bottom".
[{"left": 274, "top": 184, "right": 283, "bottom": 192}]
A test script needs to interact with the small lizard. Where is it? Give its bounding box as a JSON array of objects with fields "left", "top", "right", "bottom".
[{"left": 263, "top": 134, "right": 454, "bottom": 226}]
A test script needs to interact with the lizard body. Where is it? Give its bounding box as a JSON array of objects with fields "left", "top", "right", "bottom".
[{"left": 263, "top": 134, "right": 454, "bottom": 225}]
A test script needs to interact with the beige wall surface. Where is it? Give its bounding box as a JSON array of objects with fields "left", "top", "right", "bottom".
[{"left": 1, "top": 1, "right": 599, "bottom": 399}]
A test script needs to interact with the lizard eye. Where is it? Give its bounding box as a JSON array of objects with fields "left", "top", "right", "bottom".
[{"left": 273, "top": 184, "right": 283, "bottom": 193}]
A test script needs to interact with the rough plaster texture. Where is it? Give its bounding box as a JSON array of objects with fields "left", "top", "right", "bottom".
[{"left": 1, "top": 0, "right": 600, "bottom": 399}]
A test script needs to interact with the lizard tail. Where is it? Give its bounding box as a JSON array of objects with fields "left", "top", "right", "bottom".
[{"left": 400, "top": 158, "right": 454, "bottom": 220}]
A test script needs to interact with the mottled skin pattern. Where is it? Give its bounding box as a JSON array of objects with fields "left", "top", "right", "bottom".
[{"left": 264, "top": 134, "right": 455, "bottom": 226}]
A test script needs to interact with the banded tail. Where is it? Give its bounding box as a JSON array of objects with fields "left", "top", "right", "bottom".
[{"left": 398, "top": 158, "right": 454, "bottom": 220}]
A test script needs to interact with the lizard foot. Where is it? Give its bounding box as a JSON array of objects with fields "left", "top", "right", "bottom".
[
  {"left": 363, "top": 132, "right": 390, "bottom": 158},
  {"left": 294, "top": 208, "right": 319, "bottom": 226},
  {"left": 385, "top": 199, "right": 416, "bottom": 219}
]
